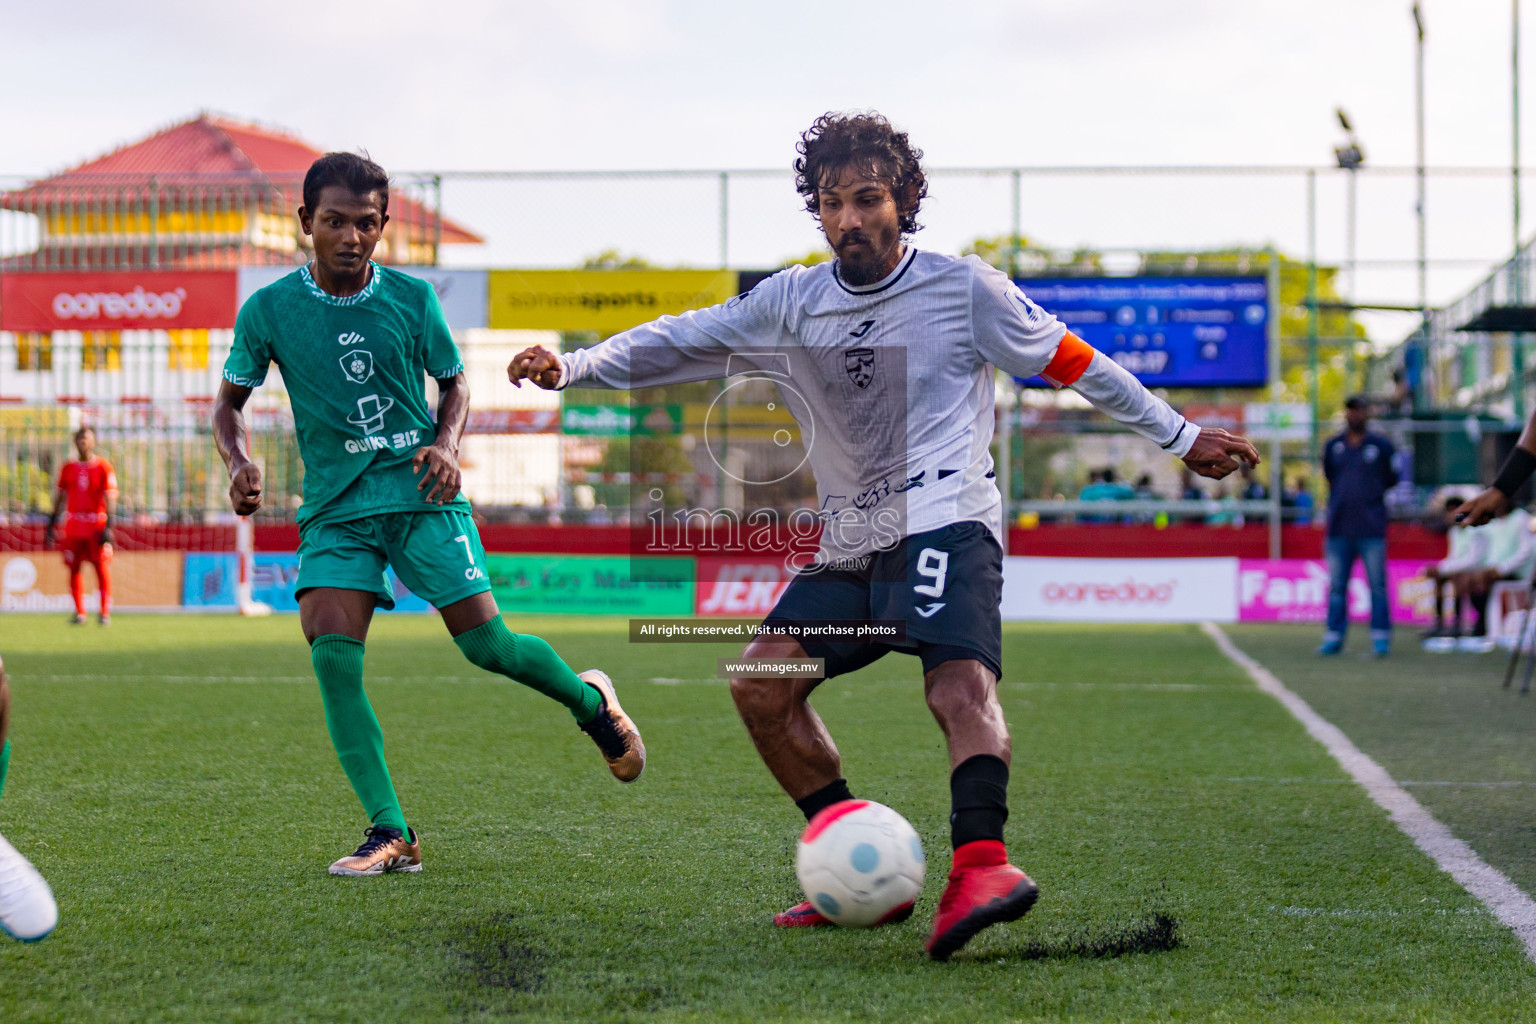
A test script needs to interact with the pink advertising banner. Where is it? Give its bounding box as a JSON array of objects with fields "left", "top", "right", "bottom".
[{"left": 1237, "top": 559, "right": 1436, "bottom": 625}]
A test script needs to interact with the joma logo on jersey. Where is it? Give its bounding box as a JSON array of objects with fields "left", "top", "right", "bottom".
[{"left": 337, "top": 331, "right": 365, "bottom": 347}]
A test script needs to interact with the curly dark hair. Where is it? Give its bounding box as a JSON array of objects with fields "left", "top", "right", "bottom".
[{"left": 794, "top": 112, "right": 927, "bottom": 235}]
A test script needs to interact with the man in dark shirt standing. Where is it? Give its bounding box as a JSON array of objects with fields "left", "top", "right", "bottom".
[{"left": 1320, "top": 396, "right": 1400, "bottom": 656}]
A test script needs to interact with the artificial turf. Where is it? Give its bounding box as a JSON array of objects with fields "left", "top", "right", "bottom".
[{"left": 0, "top": 615, "right": 1532, "bottom": 1022}]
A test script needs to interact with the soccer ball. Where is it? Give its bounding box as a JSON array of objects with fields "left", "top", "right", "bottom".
[{"left": 795, "top": 800, "right": 925, "bottom": 927}]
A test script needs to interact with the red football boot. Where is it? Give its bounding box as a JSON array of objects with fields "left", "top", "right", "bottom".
[
  {"left": 925, "top": 840, "right": 1039, "bottom": 960},
  {"left": 773, "top": 898, "right": 915, "bottom": 928},
  {"left": 774, "top": 901, "right": 834, "bottom": 927}
]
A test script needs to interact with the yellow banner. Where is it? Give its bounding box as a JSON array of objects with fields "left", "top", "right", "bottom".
[{"left": 487, "top": 270, "right": 737, "bottom": 332}]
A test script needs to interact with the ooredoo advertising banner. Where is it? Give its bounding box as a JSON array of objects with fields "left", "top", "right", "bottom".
[
  {"left": 1001, "top": 556, "right": 1240, "bottom": 622},
  {"left": 1, "top": 271, "right": 238, "bottom": 331},
  {"left": 1236, "top": 559, "right": 1435, "bottom": 625}
]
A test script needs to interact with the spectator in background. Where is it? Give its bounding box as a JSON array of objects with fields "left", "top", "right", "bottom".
[
  {"left": 1459, "top": 505, "right": 1536, "bottom": 651},
  {"left": 1284, "top": 475, "right": 1316, "bottom": 526},
  {"left": 1178, "top": 468, "right": 1204, "bottom": 501},
  {"left": 1319, "top": 396, "right": 1400, "bottom": 657},
  {"left": 1132, "top": 473, "right": 1159, "bottom": 525},
  {"left": 1239, "top": 464, "right": 1267, "bottom": 501},
  {"left": 1421, "top": 496, "right": 1483, "bottom": 646},
  {"left": 1078, "top": 467, "right": 1134, "bottom": 523}
]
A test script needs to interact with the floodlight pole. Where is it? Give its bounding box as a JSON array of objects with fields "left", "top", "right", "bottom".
[
  {"left": 1267, "top": 245, "right": 1283, "bottom": 560},
  {"left": 1514, "top": 0, "right": 1527, "bottom": 422},
  {"left": 718, "top": 171, "right": 729, "bottom": 269},
  {"left": 1010, "top": 169, "right": 1022, "bottom": 278},
  {"left": 1414, "top": 3, "right": 1429, "bottom": 340},
  {"left": 1307, "top": 168, "right": 1321, "bottom": 465}
]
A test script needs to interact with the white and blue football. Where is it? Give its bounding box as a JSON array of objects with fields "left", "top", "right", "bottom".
[{"left": 795, "top": 800, "right": 925, "bottom": 927}]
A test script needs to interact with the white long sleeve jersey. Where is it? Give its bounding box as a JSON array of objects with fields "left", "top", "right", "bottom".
[{"left": 558, "top": 247, "right": 1201, "bottom": 559}]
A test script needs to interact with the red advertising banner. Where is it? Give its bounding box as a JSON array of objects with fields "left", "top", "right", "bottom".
[
  {"left": 0, "top": 271, "right": 238, "bottom": 331},
  {"left": 695, "top": 556, "right": 796, "bottom": 616}
]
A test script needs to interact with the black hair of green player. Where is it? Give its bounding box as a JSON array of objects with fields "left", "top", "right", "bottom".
[
  {"left": 794, "top": 111, "right": 928, "bottom": 235},
  {"left": 302, "top": 152, "right": 390, "bottom": 215}
]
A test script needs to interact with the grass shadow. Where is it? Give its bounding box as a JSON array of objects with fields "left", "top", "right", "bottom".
[{"left": 992, "top": 911, "right": 1180, "bottom": 962}]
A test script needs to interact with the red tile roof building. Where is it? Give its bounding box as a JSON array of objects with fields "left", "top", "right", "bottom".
[{"left": 2, "top": 113, "right": 480, "bottom": 271}]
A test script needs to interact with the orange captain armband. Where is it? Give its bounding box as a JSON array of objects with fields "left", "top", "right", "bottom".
[{"left": 1038, "top": 331, "right": 1095, "bottom": 389}]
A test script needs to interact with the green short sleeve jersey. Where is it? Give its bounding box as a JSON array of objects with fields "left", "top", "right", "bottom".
[{"left": 223, "top": 262, "right": 471, "bottom": 530}]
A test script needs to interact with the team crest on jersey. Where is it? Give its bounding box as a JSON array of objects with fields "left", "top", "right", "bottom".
[
  {"left": 340, "top": 349, "right": 375, "bottom": 384},
  {"left": 844, "top": 347, "right": 876, "bottom": 389}
]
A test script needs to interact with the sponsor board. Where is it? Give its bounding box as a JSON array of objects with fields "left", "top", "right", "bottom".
[
  {"left": 1, "top": 271, "right": 237, "bottom": 331},
  {"left": 181, "top": 553, "right": 430, "bottom": 612},
  {"left": 486, "top": 554, "right": 693, "bottom": 615},
  {"left": 237, "top": 267, "right": 487, "bottom": 330},
  {"left": 1001, "top": 556, "right": 1239, "bottom": 622},
  {"left": 487, "top": 270, "right": 737, "bottom": 332},
  {"left": 695, "top": 557, "right": 794, "bottom": 616},
  {"left": 0, "top": 551, "right": 182, "bottom": 611},
  {"left": 1237, "top": 559, "right": 1435, "bottom": 625}
]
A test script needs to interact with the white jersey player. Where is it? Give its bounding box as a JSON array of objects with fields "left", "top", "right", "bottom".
[
  {"left": 0, "top": 656, "right": 58, "bottom": 942},
  {"left": 510, "top": 111, "right": 1258, "bottom": 959}
]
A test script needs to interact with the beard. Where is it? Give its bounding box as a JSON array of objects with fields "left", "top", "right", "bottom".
[{"left": 834, "top": 229, "right": 903, "bottom": 286}]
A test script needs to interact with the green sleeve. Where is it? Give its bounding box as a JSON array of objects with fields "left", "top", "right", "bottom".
[
  {"left": 223, "top": 297, "right": 274, "bottom": 387},
  {"left": 421, "top": 285, "right": 464, "bottom": 380}
]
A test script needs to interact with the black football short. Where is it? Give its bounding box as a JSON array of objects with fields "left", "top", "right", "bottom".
[{"left": 761, "top": 520, "right": 1003, "bottom": 680}]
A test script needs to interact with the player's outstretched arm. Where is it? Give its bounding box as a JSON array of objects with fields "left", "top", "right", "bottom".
[
  {"left": 213, "top": 379, "right": 262, "bottom": 516},
  {"left": 413, "top": 372, "right": 469, "bottom": 505}
]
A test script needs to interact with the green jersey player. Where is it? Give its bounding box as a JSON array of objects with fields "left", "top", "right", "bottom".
[{"left": 213, "top": 152, "right": 644, "bottom": 877}]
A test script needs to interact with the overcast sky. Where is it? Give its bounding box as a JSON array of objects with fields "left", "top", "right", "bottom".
[{"left": 1, "top": 0, "right": 1528, "bottom": 336}]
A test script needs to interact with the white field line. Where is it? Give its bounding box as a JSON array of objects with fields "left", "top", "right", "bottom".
[{"left": 1202, "top": 622, "right": 1536, "bottom": 964}]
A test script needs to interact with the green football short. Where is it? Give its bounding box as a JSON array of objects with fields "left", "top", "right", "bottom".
[{"left": 295, "top": 509, "right": 491, "bottom": 610}]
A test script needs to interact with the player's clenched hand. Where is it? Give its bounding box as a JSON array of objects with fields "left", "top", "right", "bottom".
[
  {"left": 228, "top": 462, "right": 263, "bottom": 516},
  {"left": 412, "top": 442, "right": 462, "bottom": 505},
  {"left": 1456, "top": 487, "right": 1509, "bottom": 527},
  {"left": 507, "top": 346, "right": 562, "bottom": 389},
  {"left": 1181, "top": 427, "right": 1262, "bottom": 480}
]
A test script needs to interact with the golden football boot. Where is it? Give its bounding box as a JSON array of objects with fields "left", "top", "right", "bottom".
[
  {"left": 577, "top": 669, "right": 646, "bottom": 782},
  {"left": 327, "top": 826, "right": 422, "bottom": 877}
]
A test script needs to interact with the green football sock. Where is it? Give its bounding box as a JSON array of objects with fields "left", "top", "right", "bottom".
[
  {"left": 0, "top": 738, "right": 9, "bottom": 804},
  {"left": 311, "top": 635, "right": 408, "bottom": 834},
  {"left": 454, "top": 617, "right": 602, "bottom": 723}
]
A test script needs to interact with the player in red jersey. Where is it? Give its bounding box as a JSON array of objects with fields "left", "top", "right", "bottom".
[{"left": 44, "top": 426, "right": 117, "bottom": 626}]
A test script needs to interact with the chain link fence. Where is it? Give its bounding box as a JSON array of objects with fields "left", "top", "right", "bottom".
[{"left": 0, "top": 163, "right": 1528, "bottom": 529}]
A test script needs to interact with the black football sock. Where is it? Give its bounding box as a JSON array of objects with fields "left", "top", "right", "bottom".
[
  {"left": 1471, "top": 591, "right": 1490, "bottom": 636},
  {"left": 795, "top": 778, "right": 854, "bottom": 821},
  {"left": 950, "top": 754, "right": 1010, "bottom": 850}
]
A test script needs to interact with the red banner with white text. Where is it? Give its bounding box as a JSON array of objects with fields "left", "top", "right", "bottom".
[{"left": 0, "top": 271, "right": 238, "bottom": 331}]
